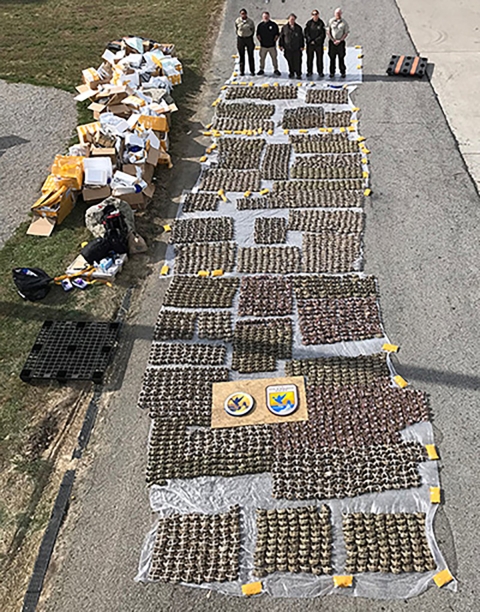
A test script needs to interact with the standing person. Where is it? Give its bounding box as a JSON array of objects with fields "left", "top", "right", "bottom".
[
  {"left": 279, "top": 13, "right": 305, "bottom": 79},
  {"left": 235, "top": 8, "right": 255, "bottom": 76},
  {"left": 256, "top": 12, "right": 281, "bottom": 76},
  {"left": 304, "top": 9, "right": 326, "bottom": 78},
  {"left": 327, "top": 7, "right": 350, "bottom": 78}
]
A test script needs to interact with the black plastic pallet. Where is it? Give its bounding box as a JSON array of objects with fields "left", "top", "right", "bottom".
[
  {"left": 386, "top": 55, "right": 427, "bottom": 78},
  {"left": 21, "top": 320, "right": 121, "bottom": 384}
]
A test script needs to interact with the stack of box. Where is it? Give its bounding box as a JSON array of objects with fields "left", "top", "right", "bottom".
[{"left": 28, "top": 36, "right": 182, "bottom": 236}]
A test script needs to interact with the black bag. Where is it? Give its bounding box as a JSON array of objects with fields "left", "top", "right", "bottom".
[
  {"left": 102, "top": 207, "right": 129, "bottom": 255},
  {"left": 80, "top": 237, "right": 113, "bottom": 264},
  {"left": 12, "top": 267, "right": 53, "bottom": 301}
]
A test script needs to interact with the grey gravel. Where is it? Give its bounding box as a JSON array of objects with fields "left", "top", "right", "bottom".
[{"left": 0, "top": 80, "right": 76, "bottom": 247}]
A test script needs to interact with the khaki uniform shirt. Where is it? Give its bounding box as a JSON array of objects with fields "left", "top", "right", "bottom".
[
  {"left": 235, "top": 17, "right": 255, "bottom": 38},
  {"left": 328, "top": 17, "right": 350, "bottom": 41}
]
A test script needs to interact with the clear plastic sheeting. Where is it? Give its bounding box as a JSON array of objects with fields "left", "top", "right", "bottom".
[{"left": 136, "top": 47, "right": 457, "bottom": 599}]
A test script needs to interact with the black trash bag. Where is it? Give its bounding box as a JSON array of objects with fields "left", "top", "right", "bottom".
[
  {"left": 12, "top": 267, "right": 53, "bottom": 301},
  {"left": 80, "top": 237, "right": 113, "bottom": 264}
]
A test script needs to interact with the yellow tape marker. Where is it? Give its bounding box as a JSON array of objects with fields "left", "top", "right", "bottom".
[
  {"left": 160, "top": 264, "right": 169, "bottom": 276},
  {"left": 284, "top": 129, "right": 290, "bottom": 135},
  {"left": 426, "top": 444, "right": 439, "bottom": 460},
  {"left": 197, "top": 270, "right": 209, "bottom": 277},
  {"left": 244, "top": 190, "right": 251, "bottom": 198},
  {"left": 267, "top": 129, "right": 273, "bottom": 135},
  {"left": 339, "top": 127, "right": 346, "bottom": 133},
  {"left": 232, "top": 54, "right": 239, "bottom": 59},
  {"left": 433, "top": 569, "right": 453, "bottom": 588},
  {"left": 357, "top": 64, "right": 362, "bottom": 69},
  {"left": 355, "top": 45, "right": 362, "bottom": 49},
  {"left": 210, "top": 143, "right": 217, "bottom": 150},
  {"left": 211, "top": 269, "right": 224, "bottom": 277},
  {"left": 163, "top": 224, "right": 171, "bottom": 232},
  {"left": 242, "top": 581, "right": 262, "bottom": 596},
  {"left": 319, "top": 127, "right": 326, "bottom": 132},
  {"left": 362, "top": 157, "right": 368, "bottom": 164},
  {"left": 273, "top": 82, "right": 279, "bottom": 87},
  {"left": 224, "top": 130, "right": 233, "bottom": 135},
  {"left": 352, "top": 106, "right": 360, "bottom": 112},
  {"left": 333, "top": 575, "right": 353, "bottom": 588},
  {"left": 327, "top": 127, "right": 333, "bottom": 133},
  {"left": 248, "top": 81, "right": 254, "bottom": 87},
  {"left": 357, "top": 136, "right": 366, "bottom": 142},
  {"left": 206, "top": 122, "right": 212, "bottom": 129},
  {"left": 211, "top": 98, "right": 220, "bottom": 107},
  {"left": 261, "top": 83, "right": 270, "bottom": 88},
  {"left": 430, "top": 487, "right": 441, "bottom": 504},
  {"left": 299, "top": 129, "right": 308, "bottom": 133},
  {"left": 382, "top": 343, "right": 399, "bottom": 353},
  {"left": 199, "top": 156, "right": 207, "bottom": 162},
  {"left": 202, "top": 131, "right": 212, "bottom": 137},
  {"left": 357, "top": 54, "right": 364, "bottom": 59},
  {"left": 81, "top": 241, "right": 89, "bottom": 248},
  {"left": 347, "top": 125, "right": 355, "bottom": 132},
  {"left": 364, "top": 188, "right": 372, "bottom": 197},
  {"left": 260, "top": 188, "right": 270, "bottom": 195},
  {"left": 205, "top": 148, "right": 212, "bottom": 154},
  {"left": 394, "top": 374, "right": 408, "bottom": 388},
  {"left": 362, "top": 171, "right": 369, "bottom": 179},
  {"left": 233, "top": 72, "right": 238, "bottom": 77},
  {"left": 363, "top": 148, "right": 371, "bottom": 154},
  {"left": 351, "top": 119, "right": 359, "bottom": 124},
  {"left": 240, "top": 81, "right": 247, "bottom": 86}
]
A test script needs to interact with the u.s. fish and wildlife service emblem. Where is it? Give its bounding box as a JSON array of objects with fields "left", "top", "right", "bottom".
[
  {"left": 224, "top": 391, "right": 255, "bottom": 417},
  {"left": 266, "top": 384, "right": 298, "bottom": 416}
]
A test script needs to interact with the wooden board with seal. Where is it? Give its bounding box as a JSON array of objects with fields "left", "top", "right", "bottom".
[{"left": 211, "top": 376, "right": 308, "bottom": 428}]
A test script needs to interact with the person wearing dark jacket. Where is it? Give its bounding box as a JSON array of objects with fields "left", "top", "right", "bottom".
[
  {"left": 278, "top": 13, "right": 304, "bottom": 79},
  {"left": 235, "top": 8, "right": 255, "bottom": 76},
  {"left": 304, "top": 9, "right": 326, "bottom": 77},
  {"left": 256, "top": 11, "right": 281, "bottom": 76}
]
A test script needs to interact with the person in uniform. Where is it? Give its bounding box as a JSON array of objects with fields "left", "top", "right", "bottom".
[
  {"left": 235, "top": 8, "right": 255, "bottom": 76},
  {"left": 304, "top": 9, "right": 326, "bottom": 78},
  {"left": 327, "top": 7, "right": 350, "bottom": 78},
  {"left": 256, "top": 11, "right": 281, "bottom": 76},
  {"left": 279, "top": 13, "right": 305, "bottom": 79}
]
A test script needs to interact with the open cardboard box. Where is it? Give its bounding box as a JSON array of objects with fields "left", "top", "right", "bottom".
[{"left": 28, "top": 187, "right": 76, "bottom": 236}]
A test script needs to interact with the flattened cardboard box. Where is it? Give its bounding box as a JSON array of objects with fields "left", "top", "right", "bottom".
[{"left": 211, "top": 376, "right": 307, "bottom": 428}]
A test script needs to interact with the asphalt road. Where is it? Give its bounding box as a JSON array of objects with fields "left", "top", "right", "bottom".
[{"left": 43, "top": 0, "right": 480, "bottom": 610}]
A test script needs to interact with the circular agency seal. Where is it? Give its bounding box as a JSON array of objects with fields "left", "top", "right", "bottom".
[{"left": 224, "top": 391, "right": 255, "bottom": 417}]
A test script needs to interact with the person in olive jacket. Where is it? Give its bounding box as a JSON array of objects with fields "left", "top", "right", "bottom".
[
  {"left": 278, "top": 13, "right": 305, "bottom": 79},
  {"left": 235, "top": 8, "right": 255, "bottom": 76},
  {"left": 304, "top": 9, "right": 326, "bottom": 77}
]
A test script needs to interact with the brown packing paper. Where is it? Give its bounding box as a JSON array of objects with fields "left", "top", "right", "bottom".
[{"left": 211, "top": 376, "right": 308, "bottom": 428}]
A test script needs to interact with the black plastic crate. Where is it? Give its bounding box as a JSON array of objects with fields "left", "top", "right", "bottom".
[
  {"left": 387, "top": 55, "right": 428, "bottom": 78},
  {"left": 21, "top": 320, "right": 121, "bottom": 384}
]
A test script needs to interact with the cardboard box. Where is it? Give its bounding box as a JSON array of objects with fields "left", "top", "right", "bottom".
[
  {"left": 138, "top": 114, "right": 169, "bottom": 132},
  {"left": 91, "top": 146, "right": 117, "bottom": 164},
  {"left": 121, "top": 191, "right": 146, "bottom": 210},
  {"left": 82, "top": 185, "right": 111, "bottom": 202},
  {"left": 77, "top": 121, "right": 101, "bottom": 145},
  {"left": 28, "top": 187, "right": 76, "bottom": 236}
]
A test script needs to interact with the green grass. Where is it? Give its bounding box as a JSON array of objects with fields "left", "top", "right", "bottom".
[{"left": 0, "top": 0, "right": 223, "bottom": 595}]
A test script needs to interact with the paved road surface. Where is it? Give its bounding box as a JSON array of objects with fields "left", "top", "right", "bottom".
[
  {"left": 396, "top": 0, "right": 480, "bottom": 189},
  {"left": 43, "top": 0, "right": 480, "bottom": 610}
]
